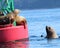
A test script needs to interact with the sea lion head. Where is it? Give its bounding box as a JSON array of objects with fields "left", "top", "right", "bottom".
[
  {"left": 46, "top": 26, "right": 58, "bottom": 38},
  {"left": 13, "top": 9, "right": 20, "bottom": 15}
]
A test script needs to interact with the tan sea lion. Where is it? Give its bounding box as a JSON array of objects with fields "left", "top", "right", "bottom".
[
  {"left": 13, "top": 9, "right": 27, "bottom": 28},
  {"left": 13, "top": 9, "right": 27, "bottom": 23},
  {"left": 46, "top": 26, "right": 58, "bottom": 38}
]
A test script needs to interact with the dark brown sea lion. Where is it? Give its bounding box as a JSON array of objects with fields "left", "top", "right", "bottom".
[
  {"left": 46, "top": 26, "right": 58, "bottom": 38},
  {"left": 0, "top": 17, "right": 10, "bottom": 25},
  {"left": 0, "top": 12, "right": 15, "bottom": 26},
  {"left": 0, "top": 16, "right": 14, "bottom": 25}
]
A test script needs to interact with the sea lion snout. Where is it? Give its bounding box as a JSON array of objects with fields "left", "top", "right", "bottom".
[{"left": 46, "top": 26, "right": 51, "bottom": 31}]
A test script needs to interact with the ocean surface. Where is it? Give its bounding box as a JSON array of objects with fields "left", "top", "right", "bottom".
[
  {"left": 0, "top": 8, "right": 60, "bottom": 48},
  {"left": 20, "top": 8, "right": 60, "bottom": 48}
]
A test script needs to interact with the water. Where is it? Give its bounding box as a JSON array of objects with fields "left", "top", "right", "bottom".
[{"left": 20, "top": 8, "right": 60, "bottom": 48}]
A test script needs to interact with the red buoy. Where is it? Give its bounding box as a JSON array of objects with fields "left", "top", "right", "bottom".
[{"left": 0, "top": 24, "right": 28, "bottom": 42}]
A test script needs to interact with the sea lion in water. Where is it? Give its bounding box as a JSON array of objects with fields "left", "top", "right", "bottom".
[{"left": 46, "top": 26, "right": 58, "bottom": 38}]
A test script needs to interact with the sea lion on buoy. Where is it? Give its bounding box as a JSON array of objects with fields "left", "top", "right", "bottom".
[
  {"left": 0, "top": 13, "right": 14, "bottom": 25},
  {"left": 0, "top": 15, "right": 14, "bottom": 28},
  {"left": 13, "top": 9, "right": 27, "bottom": 24},
  {"left": 13, "top": 9, "right": 27, "bottom": 28},
  {"left": 0, "top": 16, "right": 11, "bottom": 25},
  {"left": 46, "top": 26, "right": 58, "bottom": 38}
]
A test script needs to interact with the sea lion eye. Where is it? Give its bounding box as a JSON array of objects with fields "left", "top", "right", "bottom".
[{"left": 49, "top": 27, "right": 51, "bottom": 29}]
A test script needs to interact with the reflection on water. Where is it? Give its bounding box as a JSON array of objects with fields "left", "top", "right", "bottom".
[{"left": 0, "top": 38, "right": 29, "bottom": 48}]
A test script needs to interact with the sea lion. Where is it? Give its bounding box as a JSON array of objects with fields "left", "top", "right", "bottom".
[
  {"left": 46, "top": 26, "right": 58, "bottom": 38},
  {"left": 0, "top": 15, "right": 14, "bottom": 28},
  {"left": 13, "top": 9, "right": 27, "bottom": 24},
  {"left": 0, "top": 13, "right": 15, "bottom": 25},
  {"left": 13, "top": 9, "right": 27, "bottom": 28}
]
